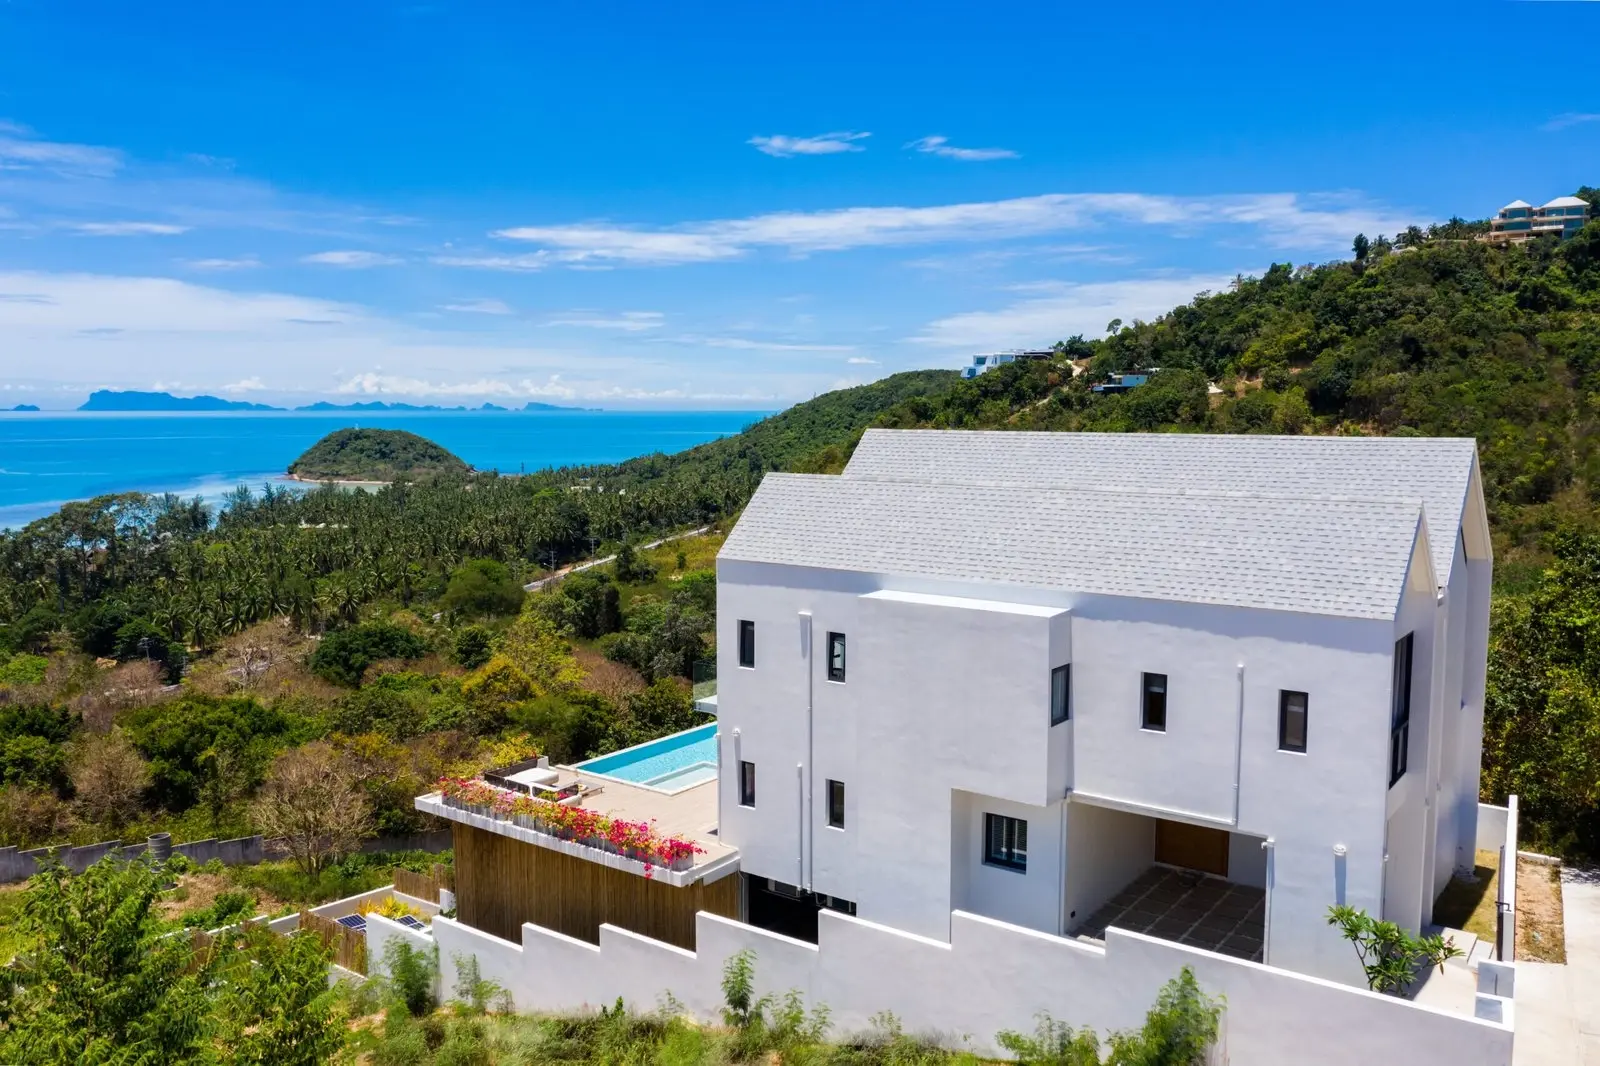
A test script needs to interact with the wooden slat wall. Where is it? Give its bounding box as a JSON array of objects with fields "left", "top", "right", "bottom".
[
  {"left": 454, "top": 823, "right": 740, "bottom": 950},
  {"left": 393, "top": 863, "right": 454, "bottom": 904},
  {"left": 298, "top": 910, "right": 369, "bottom": 974}
]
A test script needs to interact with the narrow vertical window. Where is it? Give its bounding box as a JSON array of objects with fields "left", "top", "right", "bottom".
[
  {"left": 1390, "top": 634, "right": 1413, "bottom": 787},
  {"left": 1141, "top": 672, "right": 1168, "bottom": 731},
  {"left": 827, "top": 632, "right": 846, "bottom": 682},
  {"left": 739, "top": 760, "right": 756, "bottom": 807},
  {"left": 1050, "top": 664, "right": 1071, "bottom": 725},
  {"left": 983, "top": 813, "right": 1028, "bottom": 871},
  {"left": 826, "top": 779, "right": 845, "bottom": 828},
  {"left": 738, "top": 620, "right": 756, "bottom": 668},
  {"left": 1279, "top": 690, "right": 1308, "bottom": 753}
]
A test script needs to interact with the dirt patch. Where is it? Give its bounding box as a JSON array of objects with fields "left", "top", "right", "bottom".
[
  {"left": 1516, "top": 857, "right": 1566, "bottom": 963},
  {"left": 156, "top": 871, "right": 284, "bottom": 924}
]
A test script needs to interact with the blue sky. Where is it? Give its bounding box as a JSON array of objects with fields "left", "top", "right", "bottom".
[{"left": 1, "top": 0, "right": 1596, "bottom": 409}]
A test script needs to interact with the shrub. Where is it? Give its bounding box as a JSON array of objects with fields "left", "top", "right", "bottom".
[
  {"left": 453, "top": 625, "right": 494, "bottom": 669},
  {"left": 384, "top": 939, "right": 439, "bottom": 1018},
  {"left": 311, "top": 622, "right": 430, "bottom": 686},
  {"left": 1327, "top": 905, "right": 1461, "bottom": 995},
  {"left": 0, "top": 654, "right": 49, "bottom": 687},
  {"left": 440, "top": 559, "right": 525, "bottom": 620}
]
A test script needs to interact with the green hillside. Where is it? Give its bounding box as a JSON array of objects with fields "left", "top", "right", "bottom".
[{"left": 287, "top": 428, "right": 470, "bottom": 482}]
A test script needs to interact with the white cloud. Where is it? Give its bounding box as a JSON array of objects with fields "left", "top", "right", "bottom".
[
  {"left": 72, "top": 221, "right": 189, "bottom": 237},
  {"left": 441, "top": 298, "right": 514, "bottom": 315},
  {"left": 430, "top": 253, "right": 551, "bottom": 272},
  {"left": 183, "top": 256, "right": 262, "bottom": 271},
  {"left": 0, "top": 121, "right": 123, "bottom": 176},
  {"left": 301, "top": 250, "right": 403, "bottom": 267},
  {"left": 1542, "top": 112, "right": 1600, "bottom": 132},
  {"left": 335, "top": 372, "right": 577, "bottom": 399},
  {"left": 0, "top": 270, "right": 801, "bottom": 405},
  {"left": 906, "top": 135, "right": 1018, "bottom": 161},
  {"left": 847, "top": 356, "right": 880, "bottom": 364},
  {"left": 699, "top": 336, "right": 855, "bottom": 352},
  {"left": 913, "top": 274, "right": 1236, "bottom": 350},
  {"left": 748, "top": 131, "right": 870, "bottom": 157},
  {"left": 546, "top": 311, "right": 664, "bottom": 331},
  {"left": 484, "top": 191, "right": 1403, "bottom": 267}
]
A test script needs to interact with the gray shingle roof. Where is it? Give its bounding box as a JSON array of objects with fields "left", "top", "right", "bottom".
[
  {"left": 844, "top": 429, "right": 1476, "bottom": 580},
  {"left": 721, "top": 473, "right": 1425, "bottom": 619}
]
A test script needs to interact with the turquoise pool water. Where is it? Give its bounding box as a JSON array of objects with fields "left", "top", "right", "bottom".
[{"left": 574, "top": 723, "right": 719, "bottom": 792}]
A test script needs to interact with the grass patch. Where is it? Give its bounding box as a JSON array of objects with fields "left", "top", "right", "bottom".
[
  {"left": 0, "top": 884, "right": 27, "bottom": 964},
  {"left": 612, "top": 528, "right": 728, "bottom": 613},
  {"left": 225, "top": 849, "right": 450, "bottom": 908},
  {"left": 1432, "top": 848, "right": 1500, "bottom": 942}
]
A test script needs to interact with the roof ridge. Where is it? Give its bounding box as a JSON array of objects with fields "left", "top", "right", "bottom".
[
  {"left": 859, "top": 427, "right": 1478, "bottom": 446},
  {"left": 769, "top": 470, "right": 1425, "bottom": 510}
]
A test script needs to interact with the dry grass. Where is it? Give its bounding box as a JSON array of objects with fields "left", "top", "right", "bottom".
[
  {"left": 155, "top": 871, "right": 283, "bottom": 924},
  {"left": 1516, "top": 857, "right": 1566, "bottom": 963},
  {"left": 1433, "top": 848, "right": 1501, "bottom": 942}
]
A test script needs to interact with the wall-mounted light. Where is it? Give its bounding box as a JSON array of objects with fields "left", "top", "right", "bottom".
[{"left": 1333, "top": 844, "right": 1347, "bottom": 857}]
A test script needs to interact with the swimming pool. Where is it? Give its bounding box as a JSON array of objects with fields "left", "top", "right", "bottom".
[{"left": 573, "top": 723, "right": 719, "bottom": 793}]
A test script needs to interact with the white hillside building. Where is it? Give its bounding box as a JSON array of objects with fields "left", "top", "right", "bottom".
[
  {"left": 411, "top": 428, "right": 1516, "bottom": 1065},
  {"left": 717, "top": 429, "right": 1491, "bottom": 985}
]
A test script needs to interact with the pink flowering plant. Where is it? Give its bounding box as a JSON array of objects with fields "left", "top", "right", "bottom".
[{"left": 436, "top": 776, "right": 704, "bottom": 875}]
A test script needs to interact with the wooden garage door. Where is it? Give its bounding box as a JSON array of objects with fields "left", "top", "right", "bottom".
[{"left": 1155, "top": 819, "right": 1230, "bottom": 877}]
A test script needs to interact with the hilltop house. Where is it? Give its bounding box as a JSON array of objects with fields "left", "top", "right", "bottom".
[
  {"left": 959, "top": 349, "right": 1054, "bottom": 379},
  {"left": 412, "top": 429, "right": 1514, "bottom": 1066},
  {"left": 1486, "top": 196, "right": 1591, "bottom": 243}
]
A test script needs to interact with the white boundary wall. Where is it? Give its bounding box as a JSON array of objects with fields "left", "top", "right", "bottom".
[{"left": 430, "top": 909, "right": 1512, "bottom": 1066}]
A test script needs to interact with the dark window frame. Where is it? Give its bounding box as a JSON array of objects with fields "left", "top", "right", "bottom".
[
  {"left": 983, "top": 812, "right": 1028, "bottom": 872},
  {"left": 1141, "top": 672, "right": 1168, "bottom": 732},
  {"left": 827, "top": 632, "right": 846, "bottom": 683},
  {"left": 1050, "top": 664, "right": 1071, "bottom": 725},
  {"left": 1390, "top": 634, "right": 1413, "bottom": 787},
  {"left": 1279, "top": 690, "right": 1308, "bottom": 753},
  {"left": 739, "top": 760, "right": 756, "bottom": 807},
  {"left": 738, "top": 620, "right": 756, "bottom": 669},
  {"left": 826, "top": 779, "right": 845, "bottom": 829}
]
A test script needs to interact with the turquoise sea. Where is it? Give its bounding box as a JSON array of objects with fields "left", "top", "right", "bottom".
[{"left": 0, "top": 410, "right": 770, "bottom": 530}]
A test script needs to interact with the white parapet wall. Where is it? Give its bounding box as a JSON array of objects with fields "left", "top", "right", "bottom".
[
  {"left": 430, "top": 908, "right": 1513, "bottom": 1066},
  {"left": 1475, "top": 802, "right": 1509, "bottom": 854}
]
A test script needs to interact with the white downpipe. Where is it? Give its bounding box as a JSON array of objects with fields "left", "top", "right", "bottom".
[
  {"left": 1232, "top": 662, "right": 1246, "bottom": 825},
  {"left": 1261, "top": 837, "right": 1276, "bottom": 965},
  {"left": 800, "top": 610, "right": 814, "bottom": 893},
  {"left": 796, "top": 763, "right": 804, "bottom": 888}
]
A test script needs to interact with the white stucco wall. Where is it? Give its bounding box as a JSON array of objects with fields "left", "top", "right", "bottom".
[
  {"left": 428, "top": 908, "right": 1511, "bottom": 1066},
  {"left": 717, "top": 509, "right": 1471, "bottom": 988},
  {"left": 1062, "top": 801, "right": 1154, "bottom": 930}
]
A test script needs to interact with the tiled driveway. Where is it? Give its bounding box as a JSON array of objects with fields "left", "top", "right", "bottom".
[{"left": 1073, "top": 866, "right": 1266, "bottom": 962}]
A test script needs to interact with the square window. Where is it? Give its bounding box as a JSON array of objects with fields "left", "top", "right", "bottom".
[
  {"left": 738, "top": 620, "right": 756, "bottom": 668},
  {"left": 1050, "top": 664, "right": 1071, "bottom": 725},
  {"left": 739, "top": 760, "right": 756, "bottom": 807},
  {"left": 983, "top": 813, "right": 1027, "bottom": 871},
  {"left": 1279, "top": 690, "right": 1308, "bottom": 753},
  {"left": 827, "top": 632, "right": 846, "bottom": 682},
  {"left": 827, "top": 779, "right": 845, "bottom": 829},
  {"left": 1141, "top": 672, "right": 1168, "bottom": 731}
]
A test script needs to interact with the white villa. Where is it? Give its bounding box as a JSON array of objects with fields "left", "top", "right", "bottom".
[
  {"left": 1486, "top": 196, "right": 1591, "bottom": 242},
  {"left": 411, "top": 429, "right": 1520, "bottom": 1066}
]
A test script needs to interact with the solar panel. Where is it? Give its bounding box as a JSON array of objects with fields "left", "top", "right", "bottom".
[
  {"left": 334, "top": 914, "right": 367, "bottom": 932},
  {"left": 397, "top": 915, "right": 427, "bottom": 930}
]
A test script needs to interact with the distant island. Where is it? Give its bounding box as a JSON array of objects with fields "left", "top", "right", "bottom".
[
  {"left": 8, "top": 404, "right": 39, "bottom": 412},
  {"left": 79, "top": 390, "right": 282, "bottom": 412},
  {"left": 287, "top": 428, "right": 471, "bottom": 483},
  {"left": 74, "top": 390, "right": 590, "bottom": 413},
  {"left": 294, "top": 400, "right": 588, "bottom": 412}
]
